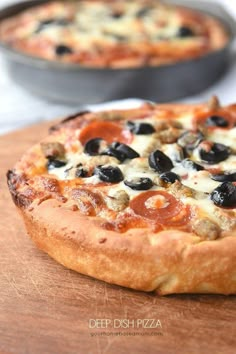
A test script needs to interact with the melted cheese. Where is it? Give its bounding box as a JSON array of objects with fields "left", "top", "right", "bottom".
[
  {"left": 209, "top": 127, "right": 236, "bottom": 148},
  {"left": 48, "top": 107, "right": 236, "bottom": 229},
  {"left": 35, "top": 1, "right": 182, "bottom": 45},
  {"left": 180, "top": 170, "right": 220, "bottom": 194}
]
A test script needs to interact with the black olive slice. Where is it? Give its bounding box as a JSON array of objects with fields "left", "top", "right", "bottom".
[
  {"left": 177, "top": 26, "right": 195, "bottom": 38},
  {"left": 211, "top": 172, "right": 236, "bottom": 182},
  {"left": 47, "top": 159, "right": 67, "bottom": 170},
  {"left": 112, "top": 34, "right": 127, "bottom": 41},
  {"left": 101, "top": 147, "right": 126, "bottom": 162},
  {"left": 177, "top": 130, "right": 204, "bottom": 152},
  {"left": 111, "top": 12, "right": 123, "bottom": 19},
  {"left": 127, "top": 121, "right": 155, "bottom": 135},
  {"left": 124, "top": 177, "right": 153, "bottom": 190},
  {"left": 149, "top": 150, "right": 174, "bottom": 174},
  {"left": 35, "top": 19, "right": 54, "bottom": 32},
  {"left": 205, "top": 115, "right": 229, "bottom": 128},
  {"left": 35, "top": 18, "right": 69, "bottom": 33},
  {"left": 84, "top": 138, "right": 104, "bottom": 156},
  {"left": 136, "top": 7, "right": 151, "bottom": 18},
  {"left": 199, "top": 142, "right": 231, "bottom": 164},
  {"left": 94, "top": 165, "right": 124, "bottom": 183},
  {"left": 210, "top": 182, "right": 236, "bottom": 208},
  {"left": 171, "top": 146, "right": 185, "bottom": 162},
  {"left": 159, "top": 172, "right": 180, "bottom": 184},
  {"left": 40, "top": 19, "right": 55, "bottom": 25},
  {"left": 182, "top": 158, "right": 204, "bottom": 171},
  {"left": 75, "top": 165, "right": 88, "bottom": 178},
  {"left": 111, "top": 142, "right": 140, "bottom": 159},
  {"left": 55, "top": 18, "right": 70, "bottom": 26},
  {"left": 55, "top": 44, "right": 74, "bottom": 56},
  {"left": 35, "top": 19, "right": 54, "bottom": 33}
]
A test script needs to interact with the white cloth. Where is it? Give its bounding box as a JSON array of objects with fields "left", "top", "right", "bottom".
[{"left": 0, "top": 0, "right": 236, "bottom": 135}]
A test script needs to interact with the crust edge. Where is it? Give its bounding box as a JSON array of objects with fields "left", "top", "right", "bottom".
[{"left": 17, "top": 199, "right": 236, "bottom": 296}]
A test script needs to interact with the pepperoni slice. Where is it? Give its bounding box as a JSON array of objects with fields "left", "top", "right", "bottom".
[
  {"left": 193, "top": 109, "right": 236, "bottom": 130},
  {"left": 164, "top": 205, "right": 191, "bottom": 227},
  {"left": 79, "top": 121, "right": 133, "bottom": 145},
  {"left": 130, "top": 191, "right": 183, "bottom": 222}
]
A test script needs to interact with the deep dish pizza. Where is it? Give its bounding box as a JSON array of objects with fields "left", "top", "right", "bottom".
[
  {"left": 7, "top": 96, "right": 236, "bottom": 295},
  {"left": 0, "top": 0, "right": 229, "bottom": 68}
]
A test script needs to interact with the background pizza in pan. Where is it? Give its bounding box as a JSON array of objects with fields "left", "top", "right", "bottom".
[{"left": 0, "top": 0, "right": 229, "bottom": 67}]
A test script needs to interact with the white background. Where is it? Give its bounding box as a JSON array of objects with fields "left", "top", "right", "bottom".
[{"left": 0, "top": 0, "right": 236, "bottom": 135}]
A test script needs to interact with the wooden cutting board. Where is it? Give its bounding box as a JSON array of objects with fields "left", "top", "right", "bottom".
[{"left": 0, "top": 120, "right": 235, "bottom": 354}]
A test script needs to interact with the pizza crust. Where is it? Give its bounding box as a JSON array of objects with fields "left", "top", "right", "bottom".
[{"left": 19, "top": 198, "right": 236, "bottom": 295}]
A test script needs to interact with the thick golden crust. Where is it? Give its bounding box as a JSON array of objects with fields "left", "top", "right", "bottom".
[
  {"left": 7, "top": 100, "right": 236, "bottom": 295},
  {"left": 0, "top": 0, "right": 229, "bottom": 68},
  {"left": 20, "top": 199, "right": 236, "bottom": 295}
]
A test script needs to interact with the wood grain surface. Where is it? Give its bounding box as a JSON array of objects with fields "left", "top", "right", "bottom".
[{"left": 0, "top": 120, "right": 235, "bottom": 354}]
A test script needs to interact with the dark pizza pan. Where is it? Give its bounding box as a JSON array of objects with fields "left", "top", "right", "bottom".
[{"left": 0, "top": 0, "right": 235, "bottom": 105}]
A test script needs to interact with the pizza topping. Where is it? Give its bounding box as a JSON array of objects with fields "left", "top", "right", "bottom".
[
  {"left": 42, "top": 102, "right": 235, "bottom": 234},
  {"left": 124, "top": 177, "right": 153, "bottom": 191},
  {"left": 64, "top": 166, "right": 73, "bottom": 178},
  {"left": 145, "top": 194, "right": 170, "bottom": 209},
  {"left": 111, "top": 142, "right": 140, "bottom": 159},
  {"left": 159, "top": 172, "right": 180, "bottom": 184},
  {"left": 177, "top": 130, "right": 203, "bottom": 154},
  {"left": 212, "top": 207, "right": 236, "bottom": 230},
  {"left": 71, "top": 188, "right": 103, "bottom": 216},
  {"left": 157, "top": 127, "right": 183, "bottom": 144},
  {"left": 163, "top": 143, "right": 185, "bottom": 162},
  {"left": 207, "top": 95, "right": 221, "bottom": 111},
  {"left": 194, "top": 109, "right": 235, "bottom": 131},
  {"left": 182, "top": 158, "right": 204, "bottom": 171},
  {"left": 136, "top": 6, "right": 152, "bottom": 18},
  {"left": 140, "top": 134, "right": 162, "bottom": 157},
  {"left": 192, "top": 218, "right": 220, "bottom": 240},
  {"left": 101, "top": 147, "right": 126, "bottom": 162},
  {"left": 84, "top": 138, "right": 107, "bottom": 156},
  {"left": 94, "top": 165, "right": 124, "bottom": 183},
  {"left": 41, "top": 142, "right": 65, "bottom": 159},
  {"left": 130, "top": 191, "right": 183, "bottom": 222},
  {"left": 205, "top": 115, "right": 229, "bottom": 128},
  {"left": 210, "top": 182, "right": 236, "bottom": 208},
  {"left": 35, "top": 19, "right": 55, "bottom": 33},
  {"left": 211, "top": 172, "right": 236, "bottom": 182},
  {"left": 199, "top": 141, "right": 231, "bottom": 164},
  {"left": 177, "top": 26, "right": 195, "bottom": 38},
  {"left": 47, "top": 159, "right": 67, "bottom": 170},
  {"left": 149, "top": 150, "right": 174, "bottom": 173},
  {"left": 93, "top": 156, "right": 122, "bottom": 174},
  {"left": 127, "top": 121, "right": 155, "bottom": 135},
  {"left": 55, "top": 44, "right": 74, "bottom": 56},
  {"left": 75, "top": 164, "right": 88, "bottom": 178},
  {"left": 111, "top": 11, "right": 124, "bottom": 19},
  {"left": 163, "top": 204, "right": 192, "bottom": 227},
  {"left": 35, "top": 18, "right": 70, "bottom": 33},
  {"left": 79, "top": 121, "right": 132, "bottom": 145},
  {"left": 179, "top": 170, "right": 221, "bottom": 194},
  {"left": 65, "top": 165, "right": 88, "bottom": 179},
  {"left": 105, "top": 190, "right": 129, "bottom": 211},
  {"left": 168, "top": 180, "right": 195, "bottom": 198}
]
